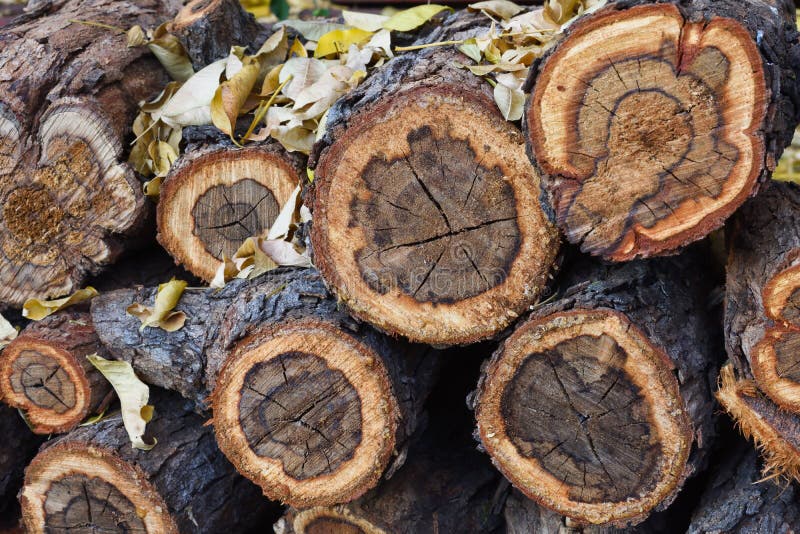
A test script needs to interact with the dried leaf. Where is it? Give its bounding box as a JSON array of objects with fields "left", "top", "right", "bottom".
[
  {"left": 211, "top": 57, "right": 260, "bottom": 138},
  {"left": 157, "top": 58, "right": 227, "bottom": 127},
  {"left": 0, "top": 313, "right": 17, "bottom": 350},
  {"left": 87, "top": 355, "right": 156, "bottom": 451},
  {"left": 148, "top": 140, "right": 179, "bottom": 177},
  {"left": 126, "top": 279, "right": 188, "bottom": 332},
  {"left": 289, "top": 37, "right": 308, "bottom": 58},
  {"left": 458, "top": 38, "right": 482, "bottom": 62},
  {"left": 493, "top": 80, "right": 525, "bottom": 121},
  {"left": 382, "top": 5, "right": 452, "bottom": 32},
  {"left": 342, "top": 10, "right": 389, "bottom": 32},
  {"left": 126, "top": 25, "right": 147, "bottom": 47},
  {"left": 143, "top": 176, "right": 163, "bottom": 198},
  {"left": 148, "top": 29, "right": 194, "bottom": 82},
  {"left": 468, "top": 0, "right": 524, "bottom": 20},
  {"left": 23, "top": 287, "right": 99, "bottom": 321},
  {"left": 315, "top": 28, "right": 373, "bottom": 58},
  {"left": 280, "top": 20, "right": 348, "bottom": 41},
  {"left": 279, "top": 57, "right": 327, "bottom": 100}
]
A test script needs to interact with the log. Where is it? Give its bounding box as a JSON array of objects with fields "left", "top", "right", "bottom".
[
  {"left": 687, "top": 434, "right": 800, "bottom": 533},
  {"left": 0, "top": 0, "right": 180, "bottom": 307},
  {"left": 275, "top": 400, "right": 505, "bottom": 534},
  {"left": 525, "top": 0, "right": 800, "bottom": 261},
  {"left": 725, "top": 182, "right": 800, "bottom": 413},
  {"left": 18, "top": 389, "right": 278, "bottom": 533},
  {"left": 716, "top": 363, "right": 800, "bottom": 483},
  {"left": 0, "top": 404, "right": 43, "bottom": 529},
  {"left": 0, "top": 308, "right": 113, "bottom": 434},
  {"left": 473, "top": 252, "right": 719, "bottom": 527},
  {"left": 157, "top": 131, "right": 306, "bottom": 282},
  {"left": 90, "top": 268, "right": 440, "bottom": 507},
  {"left": 309, "top": 13, "right": 560, "bottom": 346},
  {"left": 170, "top": 0, "right": 264, "bottom": 69}
]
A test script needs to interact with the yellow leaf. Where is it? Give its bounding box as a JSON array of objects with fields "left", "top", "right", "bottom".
[
  {"left": 87, "top": 355, "right": 156, "bottom": 451},
  {"left": 468, "top": 0, "right": 524, "bottom": 20},
  {"left": 493, "top": 82, "right": 525, "bottom": 121},
  {"left": 126, "top": 25, "right": 147, "bottom": 47},
  {"left": 458, "top": 38, "right": 482, "bottom": 62},
  {"left": 342, "top": 10, "right": 389, "bottom": 32},
  {"left": 211, "top": 57, "right": 260, "bottom": 139},
  {"left": 148, "top": 32, "right": 194, "bottom": 82},
  {"left": 306, "top": 168, "right": 315, "bottom": 183},
  {"left": 23, "top": 287, "right": 99, "bottom": 321},
  {"left": 0, "top": 312, "right": 18, "bottom": 350},
  {"left": 126, "top": 279, "right": 188, "bottom": 332},
  {"left": 314, "top": 28, "right": 373, "bottom": 58},
  {"left": 382, "top": 5, "right": 453, "bottom": 32},
  {"left": 289, "top": 37, "right": 308, "bottom": 58},
  {"left": 148, "top": 140, "right": 178, "bottom": 177},
  {"left": 143, "top": 176, "right": 163, "bottom": 198}
]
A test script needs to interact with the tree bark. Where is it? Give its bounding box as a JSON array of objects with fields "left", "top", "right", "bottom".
[
  {"left": 157, "top": 128, "right": 306, "bottom": 282},
  {"left": 0, "top": 0, "right": 181, "bottom": 308},
  {"left": 275, "top": 407, "right": 505, "bottom": 534},
  {"left": 716, "top": 363, "right": 800, "bottom": 484},
  {"left": 725, "top": 182, "right": 800, "bottom": 414},
  {"left": 309, "top": 12, "right": 560, "bottom": 346},
  {"left": 526, "top": 0, "right": 800, "bottom": 261},
  {"left": 18, "top": 389, "right": 278, "bottom": 534},
  {"left": 90, "top": 268, "right": 440, "bottom": 508},
  {"left": 687, "top": 434, "right": 800, "bottom": 533},
  {"left": 170, "top": 0, "right": 265, "bottom": 69},
  {"left": 473, "top": 252, "right": 719, "bottom": 527},
  {"left": 0, "top": 404, "right": 43, "bottom": 530},
  {"left": 0, "top": 307, "right": 112, "bottom": 434}
]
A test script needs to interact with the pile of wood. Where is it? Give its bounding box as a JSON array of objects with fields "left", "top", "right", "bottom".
[{"left": 1, "top": 0, "right": 800, "bottom": 532}]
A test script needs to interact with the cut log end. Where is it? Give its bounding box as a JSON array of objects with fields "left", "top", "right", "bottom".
[
  {"left": 283, "top": 507, "right": 384, "bottom": 534},
  {"left": 0, "top": 100, "right": 144, "bottom": 306},
  {"left": 157, "top": 146, "right": 301, "bottom": 281},
  {"left": 716, "top": 363, "right": 800, "bottom": 483},
  {"left": 475, "top": 309, "right": 693, "bottom": 526},
  {"left": 763, "top": 262, "right": 800, "bottom": 327},
  {"left": 212, "top": 320, "right": 400, "bottom": 507},
  {"left": 313, "top": 86, "right": 559, "bottom": 345},
  {"left": 20, "top": 442, "right": 178, "bottom": 534},
  {"left": 0, "top": 311, "right": 110, "bottom": 434},
  {"left": 528, "top": 3, "right": 767, "bottom": 261},
  {"left": 0, "top": 337, "right": 90, "bottom": 434},
  {"left": 174, "top": 0, "right": 228, "bottom": 26}
]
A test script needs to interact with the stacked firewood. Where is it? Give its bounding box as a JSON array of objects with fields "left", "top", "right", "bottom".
[{"left": 1, "top": 0, "right": 800, "bottom": 532}]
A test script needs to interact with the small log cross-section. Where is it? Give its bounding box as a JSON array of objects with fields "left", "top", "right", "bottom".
[
  {"left": 526, "top": 0, "right": 800, "bottom": 261},
  {"left": 0, "top": 309, "right": 112, "bottom": 434},
  {"left": 0, "top": 0, "right": 180, "bottom": 307},
  {"left": 170, "top": 0, "right": 264, "bottom": 69},
  {"left": 726, "top": 182, "right": 800, "bottom": 414},
  {"left": 158, "top": 135, "right": 305, "bottom": 282},
  {"left": 91, "top": 268, "right": 440, "bottom": 507},
  {"left": 19, "top": 390, "right": 277, "bottom": 534},
  {"left": 310, "top": 14, "right": 559, "bottom": 346},
  {"left": 474, "top": 254, "right": 719, "bottom": 526},
  {"left": 716, "top": 363, "right": 800, "bottom": 483},
  {"left": 688, "top": 435, "right": 800, "bottom": 533}
]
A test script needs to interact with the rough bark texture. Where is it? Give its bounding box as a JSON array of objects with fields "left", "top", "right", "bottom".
[
  {"left": 157, "top": 127, "right": 306, "bottom": 282},
  {"left": 309, "top": 11, "right": 560, "bottom": 346},
  {"left": 19, "top": 389, "right": 278, "bottom": 534},
  {"left": 726, "top": 182, "right": 800, "bottom": 413},
  {"left": 0, "top": 404, "right": 43, "bottom": 530},
  {"left": 170, "top": 0, "right": 265, "bottom": 69},
  {"left": 474, "top": 251, "right": 720, "bottom": 527},
  {"left": 688, "top": 436, "right": 800, "bottom": 534},
  {"left": 91, "top": 268, "right": 440, "bottom": 507},
  {"left": 0, "top": 0, "right": 181, "bottom": 308},
  {"left": 526, "top": 0, "right": 800, "bottom": 261},
  {"left": 0, "top": 307, "right": 112, "bottom": 434}
]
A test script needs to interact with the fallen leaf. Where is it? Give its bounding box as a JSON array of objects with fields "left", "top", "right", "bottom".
[
  {"left": 343, "top": 10, "right": 389, "bottom": 32},
  {"left": 493, "top": 79, "right": 525, "bottom": 121},
  {"left": 383, "top": 4, "right": 452, "bottom": 32},
  {"left": 126, "top": 279, "right": 188, "bottom": 332},
  {"left": 143, "top": 177, "right": 163, "bottom": 198},
  {"left": 279, "top": 57, "right": 327, "bottom": 100},
  {"left": 157, "top": 58, "right": 227, "bottom": 127},
  {"left": 0, "top": 313, "right": 17, "bottom": 350},
  {"left": 148, "top": 25, "right": 194, "bottom": 82},
  {"left": 211, "top": 56, "right": 260, "bottom": 138},
  {"left": 315, "top": 28, "right": 373, "bottom": 58},
  {"left": 279, "top": 20, "right": 349, "bottom": 41},
  {"left": 126, "top": 25, "right": 147, "bottom": 47},
  {"left": 23, "top": 287, "right": 99, "bottom": 321},
  {"left": 468, "top": 0, "right": 524, "bottom": 20},
  {"left": 148, "top": 140, "right": 179, "bottom": 177},
  {"left": 87, "top": 355, "right": 156, "bottom": 451}
]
